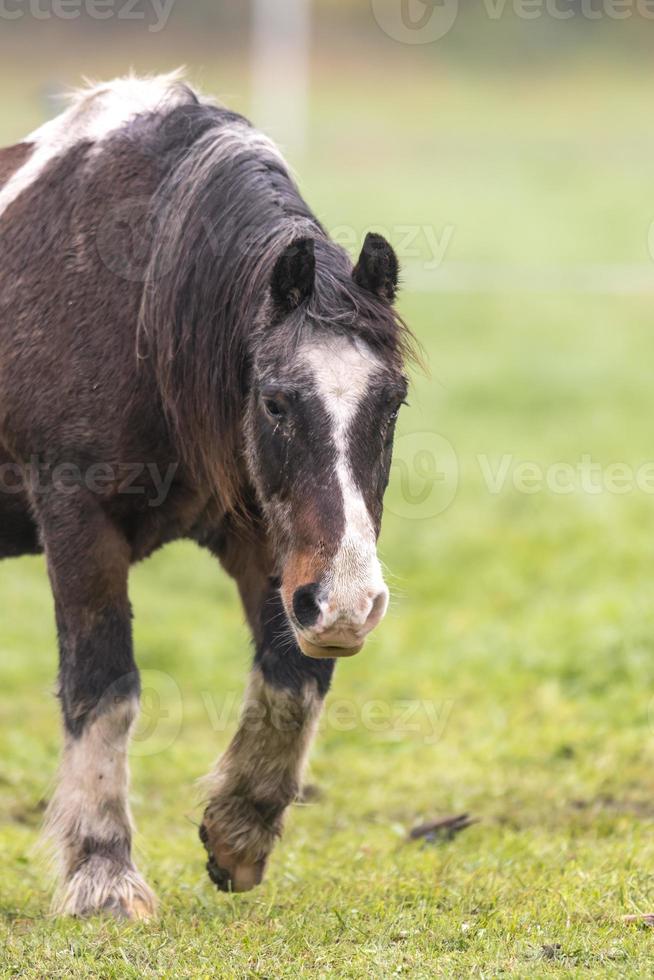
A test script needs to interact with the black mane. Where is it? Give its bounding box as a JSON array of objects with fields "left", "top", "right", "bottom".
[{"left": 138, "top": 102, "right": 413, "bottom": 511}]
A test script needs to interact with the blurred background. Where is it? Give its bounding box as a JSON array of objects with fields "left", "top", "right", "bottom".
[{"left": 3, "top": 1, "right": 654, "bottom": 968}]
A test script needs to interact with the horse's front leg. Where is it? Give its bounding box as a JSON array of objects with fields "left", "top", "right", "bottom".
[
  {"left": 37, "top": 492, "right": 156, "bottom": 919},
  {"left": 200, "top": 585, "right": 334, "bottom": 892}
]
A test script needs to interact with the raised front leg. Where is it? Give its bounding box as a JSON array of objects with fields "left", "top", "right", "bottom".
[
  {"left": 200, "top": 585, "right": 334, "bottom": 892},
  {"left": 38, "top": 493, "right": 156, "bottom": 919}
]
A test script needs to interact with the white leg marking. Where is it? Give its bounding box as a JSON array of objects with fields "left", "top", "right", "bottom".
[
  {"left": 200, "top": 669, "right": 323, "bottom": 891},
  {"left": 44, "top": 696, "right": 156, "bottom": 919}
]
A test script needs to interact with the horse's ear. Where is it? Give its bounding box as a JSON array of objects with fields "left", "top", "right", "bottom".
[
  {"left": 353, "top": 232, "right": 399, "bottom": 303},
  {"left": 270, "top": 237, "right": 315, "bottom": 315}
]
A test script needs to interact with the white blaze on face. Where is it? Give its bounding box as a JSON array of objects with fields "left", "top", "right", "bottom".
[{"left": 301, "top": 336, "right": 388, "bottom": 629}]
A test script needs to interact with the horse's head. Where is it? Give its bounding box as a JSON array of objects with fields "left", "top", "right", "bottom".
[{"left": 245, "top": 233, "right": 408, "bottom": 659}]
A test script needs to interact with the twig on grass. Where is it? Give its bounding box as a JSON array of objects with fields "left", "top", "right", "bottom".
[{"left": 407, "top": 813, "right": 478, "bottom": 844}]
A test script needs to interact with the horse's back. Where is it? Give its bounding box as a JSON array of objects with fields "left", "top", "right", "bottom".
[
  {"left": 0, "top": 74, "right": 257, "bottom": 553},
  {"left": 0, "top": 76, "right": 198, "bottom": 480}
]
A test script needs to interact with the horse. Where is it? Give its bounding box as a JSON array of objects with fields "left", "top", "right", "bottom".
[{"left": 0, "top": 72, "right": 414, "bottom": 918}]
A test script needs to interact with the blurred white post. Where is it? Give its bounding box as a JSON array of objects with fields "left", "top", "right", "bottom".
[{"left": 251, "top": 0, "right": 310, "bottom": 158}]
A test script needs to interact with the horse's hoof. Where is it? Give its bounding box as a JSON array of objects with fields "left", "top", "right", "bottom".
[
  {"left": 54, "top": 858, "right": 157, "bottom": 920},
  {"left": 199, "top": 822, "right": 266, "bottom": 893},
  {"left": 205, "top": 854, "right": 266, "bottom": 893},
  {"left": 99, "top": 893, "right": 155, "bottom": 921}
]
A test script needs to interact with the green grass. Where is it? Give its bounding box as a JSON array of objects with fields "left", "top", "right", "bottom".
[{"left": 3, "top": 50, "right": 654, "bottom": 977}]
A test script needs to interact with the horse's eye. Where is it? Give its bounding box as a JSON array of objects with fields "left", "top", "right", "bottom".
[
  {"left": 388, "top": 400, "right": 407, "bottom": 424},
  {"left": 264, "top": 398, "right": 284, "bottom": 419},
  {"left": 261, "top": 388, "right": 289, "bottom": 422}
]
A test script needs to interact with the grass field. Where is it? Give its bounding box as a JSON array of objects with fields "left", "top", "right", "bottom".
[{"left": 2, "top": 47, "right": 654, "bottom": 977}]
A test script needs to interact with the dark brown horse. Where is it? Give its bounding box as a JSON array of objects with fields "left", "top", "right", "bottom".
[{"left": 0, "top": 73, "right": 413, "bottom": 918}]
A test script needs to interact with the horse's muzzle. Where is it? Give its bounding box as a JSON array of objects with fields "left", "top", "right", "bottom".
[{"left": 291, "top": 583, "right": 389, "bottom": 659}]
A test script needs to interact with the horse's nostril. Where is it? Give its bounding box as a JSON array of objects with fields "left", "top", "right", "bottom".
[
  {"left": 365, "top": 589, "right": 389, "bottom": 630},
  {"left": 292, "top": 583, "right": 321, "bottom": 629}
]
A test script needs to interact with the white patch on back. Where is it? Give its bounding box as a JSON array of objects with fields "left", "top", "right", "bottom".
[
  {"left": 0, "top": 70, "right": 194, "bottom": 221},
  {"left": 301, "top": 336, "right": 387, "bottom": 622}
]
